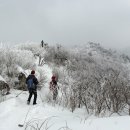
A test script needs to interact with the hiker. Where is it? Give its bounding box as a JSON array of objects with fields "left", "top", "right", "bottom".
[
  {"left": 18, "top": 72, "right": 26, "bottom": 90},
  {"left": 49, "top": 75, "right": 58, "bottom": 100},
  {"left": 41, "top": 40, "right": 44, "bottom": 47},
  {"left": 26, "top": 70, "right": 38, "bottom": 105}
]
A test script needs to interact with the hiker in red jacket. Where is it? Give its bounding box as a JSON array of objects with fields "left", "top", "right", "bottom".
[{"left": 50, "top": 75, "right": 58, "bottom": 100}]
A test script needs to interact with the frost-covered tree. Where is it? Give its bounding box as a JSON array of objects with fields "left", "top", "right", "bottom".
[{"left": 44, "top": 45, "right": 68, "bottom": 65}]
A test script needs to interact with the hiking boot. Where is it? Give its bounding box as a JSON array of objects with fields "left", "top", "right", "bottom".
[
  {"left": 27, "top": 101, "right": 30, "bottom": 105},
  {"left": 33, "top": 103, "right": 37, "bottom": 105},
  {"left": 6, "top": 92, "right": 10, "bottom": 95}
]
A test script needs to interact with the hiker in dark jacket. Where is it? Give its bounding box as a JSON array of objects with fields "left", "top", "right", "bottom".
[
  {"left": 26, "top": 70, "right": 38, "bottom": 105},
  {"left": 50, "top": 75, "right": 58, "bottom": 100}
]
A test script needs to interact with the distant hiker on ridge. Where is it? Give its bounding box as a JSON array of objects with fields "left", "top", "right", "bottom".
[
  {"left": 41, "top": 40, "right": 44, "bottom": 47},
  {"left": 26, "top": 70, "right": 38, "bottom": 105}
]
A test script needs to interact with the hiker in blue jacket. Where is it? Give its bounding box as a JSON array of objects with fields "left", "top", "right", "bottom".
[{"left": 26, "top": 70, "right": 38, "bottom": 105}]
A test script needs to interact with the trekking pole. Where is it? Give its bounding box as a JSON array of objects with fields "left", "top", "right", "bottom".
[
  {"left": 18, "top": 105, "right": 31, "bottom": 127},
  {"left": 16, "top": 90, "right": 24, "bottom": 97},
  {"left": 39, "top": 91, "right": 45, "bottom": 104}
]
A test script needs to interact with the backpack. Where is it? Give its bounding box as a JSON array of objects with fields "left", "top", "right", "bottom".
[{"left": 27, "top": 78, "right": 35, "bottom": 89}]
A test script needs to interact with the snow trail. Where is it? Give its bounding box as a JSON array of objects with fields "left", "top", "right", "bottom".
[{"left": 0, "top": 87, "right": 130, "bottom": 130}]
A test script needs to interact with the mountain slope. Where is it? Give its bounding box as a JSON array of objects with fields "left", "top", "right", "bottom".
[{"left": 0, "top": 43, "right": 130, "bottom": 130}]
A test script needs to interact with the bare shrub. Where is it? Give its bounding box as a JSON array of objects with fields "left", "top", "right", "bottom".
[
  {"left": 59, "top": 50, "right": 130, "bottom": 115},
  {"left": 25, "top": 117, "right": 72, "bottom": 130}
]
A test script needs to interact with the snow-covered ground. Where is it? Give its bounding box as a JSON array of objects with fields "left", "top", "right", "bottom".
[{"left": 0, "top": 90, "right": 130, "bottom": 130}]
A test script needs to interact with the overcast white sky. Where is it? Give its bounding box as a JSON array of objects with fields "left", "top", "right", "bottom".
[{"left": 0, "top": 0, "right": 130, "bottom": 49}]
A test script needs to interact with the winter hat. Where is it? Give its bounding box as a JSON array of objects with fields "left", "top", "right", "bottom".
[
  {"left": 31, "top": 70, "right": 35, "bottom": 74},
  {"left": 51, "top": 75, "right": 56, "bottom": 80}
]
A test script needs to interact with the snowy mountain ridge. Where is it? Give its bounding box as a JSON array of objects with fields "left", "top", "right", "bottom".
[
  {"left": 0, "top": 42, "right": 130, "bottom": 130},
  {"left": 72, "top": 42, "right": 130, "bottom": 64}
]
